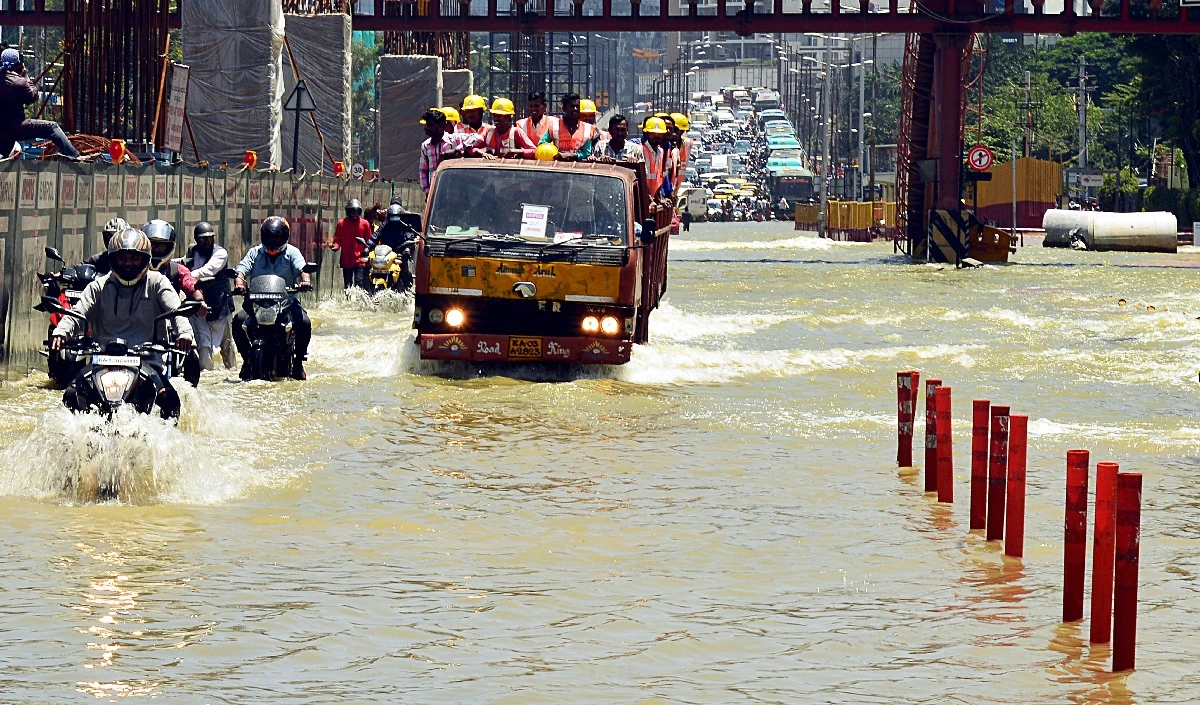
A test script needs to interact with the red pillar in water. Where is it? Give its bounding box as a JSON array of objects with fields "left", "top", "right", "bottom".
[
  {"left": 1090, "top": 461, "right": 1119, "bottom": 644},
  {"left": 935, "top": 386, "right": 953, "bottom": 503},
  {"left": 970, "top": 399, "right": 990, "bottom": 530},
  {"left": 931, "top": 34, "right": 971, "bottom": 213},
  {"left": 1112, "top": 472, "right": 1143, "bottom": 672},
  {"left": 924, "top": 379, "right": 942, "bottom": 492},
  {"left": 1063, "top": 450, "right": 1091, "bottom": 623},
  {"left": 897, "top": 371, "right": 920, "bottom": 467},
  {"left": 1003, "top": 415, "right": 1028, "bottom": 558},
  {"left": 985, "top": 406, "right": 1010, "bottom": 541}
]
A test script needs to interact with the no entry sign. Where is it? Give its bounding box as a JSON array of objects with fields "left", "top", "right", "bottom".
[{"left": 967, "top": 144, "right": 994, "bottom": 172}]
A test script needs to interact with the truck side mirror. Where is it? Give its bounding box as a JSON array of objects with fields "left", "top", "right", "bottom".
[{"left": 640, "top": 218, "right": 657, "bottom": 245}]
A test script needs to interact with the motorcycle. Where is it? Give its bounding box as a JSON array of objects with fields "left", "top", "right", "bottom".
[
  {"left": 367, "top": 244, "right": 409, "bottom": 293},
  {"left": 37, "top": 246, "right": 98, "bottom": 388},
  {"left": 39, "top": 295, "right": 202, "bottom": 419},
  {"left": 239, "top": 263, "right": 318, "bottom": 381}
]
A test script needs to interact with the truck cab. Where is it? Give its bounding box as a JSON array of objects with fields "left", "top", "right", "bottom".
[{"left": 414, "top": 159, "right": 671, "bottom": 365}]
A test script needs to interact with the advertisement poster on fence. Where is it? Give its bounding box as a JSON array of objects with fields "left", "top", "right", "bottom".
[{"left": 164, "top": 64, "right": 190, "bottom": 154}]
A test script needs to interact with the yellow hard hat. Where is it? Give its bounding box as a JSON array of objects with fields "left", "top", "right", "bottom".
[
  {"left": 535, "top": 142, "right": 560, "bottom": 162},
  {"left": 439, "top": 106, "right": 461, "bottom": 123},
  {"left": 580, "top": 98, "right": 598, "bottom": 114},
  {"left": 490, "top": 97, "right": 516, "bottom": 115},
  {"left": 644, "top": 117, "right": 668, "bottom": 135},
  {"left": 670, "top": 112, "right": 690, "bottom": 131},
  {"left": 654, "top": 112, "right": 670, "bottom": 119},
  {"left": 462, "top": 94, "right": 488, "bottom": 111}
]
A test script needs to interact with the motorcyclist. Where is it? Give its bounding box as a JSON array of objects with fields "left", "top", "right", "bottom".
[
  {"left": 49, "top": 228, "right": 194, "bottom": 416},
  {"left": 143, "top": 220, "right": 206, "bottom": 311},
  {"left": 179, "top": 222, "right": 234, "bottom": 371},
  {"left": 232, "top": 216, "right": 313, "bottom": 380},
  {"left": 366, "top": 204, "right": 417, "bottom": 251},
  {"left": 80, "top": 217, "right": 131, "bottom": 273},
  {"left": 331, "top": 198, "right": 371, "bottom": 290}
]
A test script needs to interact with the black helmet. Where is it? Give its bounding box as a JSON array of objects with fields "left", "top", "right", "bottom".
[
  {"left": 193, "top": 221, "right": 215, "bottom": 241},
  {"left": 346, "top": 199, "right": 363, "bottom": 218},
  {"left": 386, "top": 204, "right": 405, "bottom": 222},
  {"left": 143, "top": 219, "right": 177, "bottom": 269},
  {"left": 260, "top": 216, "right": 290, "bottom": 254},
  {"left": 108, "top": 228, "right": 152, "bottom": 286}
]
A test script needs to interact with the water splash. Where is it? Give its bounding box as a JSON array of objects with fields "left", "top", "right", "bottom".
[{"left": 0, "top": 385, "right": 289, "bottom": 506}]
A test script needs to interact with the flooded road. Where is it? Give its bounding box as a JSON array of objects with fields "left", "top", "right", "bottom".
[{"left": 2, "top": 221, "right": 1199, "bottom": 703}]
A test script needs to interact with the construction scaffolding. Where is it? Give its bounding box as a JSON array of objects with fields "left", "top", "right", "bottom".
[
  {"left": 486, "top": 31, "right": 589, "bottom": 114},
  {"left": 60, "top": 0, "right": 172, "bottom": 148},
  {"left": 378, "top": 0, "right": 468, "bottom": 70}
]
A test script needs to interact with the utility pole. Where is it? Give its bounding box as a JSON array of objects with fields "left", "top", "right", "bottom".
[
  {"left": 1024, "top": 70, "right": 1032, "bottom": 158},
  {"left": 857, "top": 34, "right": 866, "bottom": 202},
  {"left": 1077, "top": 56, "right": 1088, "bottom": 170},
  {"left": 818, "top": 39, "right": 832, "bottom": 238},
  {"left": 869, "top": 32, "right": 877, "bottom": 203}
]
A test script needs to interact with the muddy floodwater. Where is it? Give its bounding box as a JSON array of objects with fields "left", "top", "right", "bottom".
[{"left": 2, "top": 222, "right": 1200, "bottom": 703}]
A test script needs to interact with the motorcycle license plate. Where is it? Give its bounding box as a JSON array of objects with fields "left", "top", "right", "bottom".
[{"left": 92, "top": 355, "right": 140, "bottom": 367}]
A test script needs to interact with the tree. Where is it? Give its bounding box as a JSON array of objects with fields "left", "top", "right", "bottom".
[
  {"left": 1128, "top": 33, "right": 1200, "bottom": 186},
  {"left": 350, "top": 33, "right": 383, "bottom": 169}
]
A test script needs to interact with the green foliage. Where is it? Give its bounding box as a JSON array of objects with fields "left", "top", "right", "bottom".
[
  {"left": 1142, "top": 185, "right": 1190, "bottom": 222},
  {"left": 1128, "top": 34, "right": 1200, "bottom": 186},
  {"left": 1097, "top": 167, "right": 1139, "bottom": 211},
  {"left": 350, "top": 33, "right": 383, "bottom": 169}
]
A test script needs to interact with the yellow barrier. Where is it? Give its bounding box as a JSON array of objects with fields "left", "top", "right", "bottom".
[
  {"left": 799, "top": 200, "right": 899, "bottom": 241},
  {"left": 975, "top": 157, "right": 1062, "bottom": 210}
]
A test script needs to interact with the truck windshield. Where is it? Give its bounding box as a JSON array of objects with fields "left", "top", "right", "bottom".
[{"left": 428, "top": 168, "right": 629, "bottom": 244}]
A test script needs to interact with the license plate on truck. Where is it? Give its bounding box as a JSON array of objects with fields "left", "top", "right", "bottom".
[{"left": 508, "top": 337, "right": 542, "bottom": 359}]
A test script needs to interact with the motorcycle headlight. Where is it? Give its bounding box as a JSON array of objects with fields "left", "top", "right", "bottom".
[
  {"left": 97, "top": 369, "right": 136, "bottom": 402},
  {"left": 255, "top": 302, "right": 282, "bottom": 325}
]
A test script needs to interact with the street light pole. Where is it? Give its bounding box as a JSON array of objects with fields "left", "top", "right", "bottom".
[
  {"left": 818, "top": 42, "right": 832, "bottom": 238},
  {"left": 857, "top": 35, "right": 866, "bottom": 201}
]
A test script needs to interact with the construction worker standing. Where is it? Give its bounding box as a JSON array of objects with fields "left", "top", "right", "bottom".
[
  {"left": 641, "top": 117, "right": 668, "bottom": 198},
  {"left": 672, "top": 112, "right": 693, "bottom": 184},
  {"left": 457, "top": 94, "right": 495, "bottom": 143},
  {"left": 517, "top": 91, "right": 559, "bottom": 144},
  {"left": 547, "top": 92, "right": 599, "bottom": 158},
  {"left": 581, "top": 98, "right": 609, "bottom": 141},
  {"left": 440, "top": 106, "right": 462, "bottom": 131},
  {"left": 485, "top": 98, "right": 537, "bottom": 158}
]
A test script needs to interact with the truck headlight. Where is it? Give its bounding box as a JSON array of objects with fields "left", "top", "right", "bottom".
[
  {"left": 445, "top": 308, "right": 465, "bottom": 327},
  {"left": 581, "top": 316, "right": 600, "bottom": 333},
  {"left": 600, "top": 316, "right": 620, "bottom": 335}
]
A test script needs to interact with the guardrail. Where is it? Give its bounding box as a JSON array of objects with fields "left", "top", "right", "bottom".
[{"left": 794, "top": 200, "right": 900, "bottom": 242}]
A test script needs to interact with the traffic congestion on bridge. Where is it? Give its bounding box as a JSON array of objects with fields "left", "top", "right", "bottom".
[{"left": 1, "top": 1, "right": 1200, "bottom": 701}]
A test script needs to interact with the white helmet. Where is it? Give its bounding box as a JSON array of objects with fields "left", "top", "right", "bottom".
[{"left": 103, "top": 217, "right": 129, "bottom": 238}]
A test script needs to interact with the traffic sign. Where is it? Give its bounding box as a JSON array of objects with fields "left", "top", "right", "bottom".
[
  {"left": 967, "top": 144, "right": 994, "bottom": 172},
  {"left": 350, "top": 162, "right": 366, "bottom": 179}
]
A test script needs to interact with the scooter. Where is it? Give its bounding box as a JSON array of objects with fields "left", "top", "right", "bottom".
[
  {"left": 39, "top": 295, "right": 201, "bottom": 419},
  {"left": 239, "top": 263, "right": 318, "bottom": 381},
  {"left": 37, "top": 246, "right": 98, "bottom": 388}
]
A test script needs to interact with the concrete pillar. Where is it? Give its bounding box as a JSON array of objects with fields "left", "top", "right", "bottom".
[
  {"left": 442, "top": 69, "right": 474, "bottom": 111},
  {"left": 182, "top": 0, "right": 285, "bottom": 167},
  {"left": 379, "top": 55, "right": 443, "bottom": 181},
  {"left": 281, "top": 13, "right": 353, "bottom": 175}
]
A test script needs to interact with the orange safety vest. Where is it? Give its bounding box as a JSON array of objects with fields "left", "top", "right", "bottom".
[
  {"left": 487, "top": 125, "right": 532, "bottom": 153},
  {"left": 516, "top": 115, "right": 558, "bottom": 143},
  {"left": 641, "top": 141, "right": 663, "bottom": 195},
  {"left": 550, "top": 119, "right": 598, "bottom": 151}
]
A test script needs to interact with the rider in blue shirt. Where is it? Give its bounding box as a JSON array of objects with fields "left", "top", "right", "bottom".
[{"left": 232, "top": 216, "right": 313, "bottom": 380}]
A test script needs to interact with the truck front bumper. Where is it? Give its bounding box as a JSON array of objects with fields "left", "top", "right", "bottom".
[{"left": 417, "top": 333, "right": 632, "bottom": 365}]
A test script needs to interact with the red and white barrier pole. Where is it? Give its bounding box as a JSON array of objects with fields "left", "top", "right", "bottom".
[
  {"left": 897, "top": 371, "right": 919, "bottom": 467},
  {"left": 1004, "top": 415, "right": 1028, "bottom": 558},
  {"left": 1063, "top": 449, "right": 1091, "bottom": 623},
  {"left": 935, "top": 386, "right": 953, "bottom": 503},
  {"left": 924, "top": 379, "right": 942, "bottom": 493},
  {"left": 1112, "top": 472, "right": 1142, "bottom": 672},
  {"left": 970, "top": 399, "right": 990, "bottom": 531},
  {"left": 1090, "top": 461, "right": 1119, "bottom": 644},
  {"left": 986, "top": 406, "right": 1010, "bottom": 541}
]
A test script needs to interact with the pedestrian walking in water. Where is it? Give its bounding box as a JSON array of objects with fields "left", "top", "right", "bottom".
[
  {"left": 681, "top": 209, "right": 692, "bottom": 232},
  {"left": 331, "top": 199, "right": 372, "bottom": 291}
]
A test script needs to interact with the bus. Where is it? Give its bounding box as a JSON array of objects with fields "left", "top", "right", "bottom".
[
  {"left": 767, "top": 167, "right": 815, "bottom": 216},
  {"left": 753, "top": 91, "right": 781, "bottom": 111}
]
